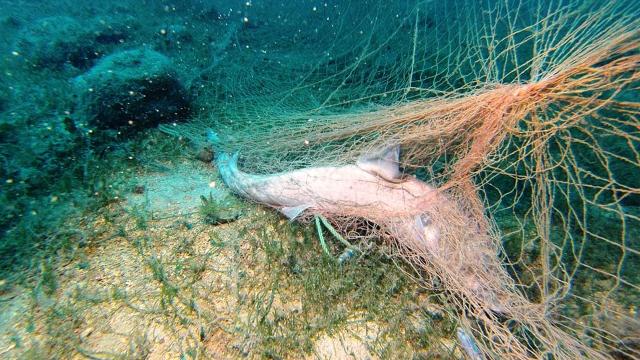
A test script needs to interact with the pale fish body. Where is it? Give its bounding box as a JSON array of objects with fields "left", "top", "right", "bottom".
[{"left": 216, "top": 147, "right": 441, "bottom": 253}]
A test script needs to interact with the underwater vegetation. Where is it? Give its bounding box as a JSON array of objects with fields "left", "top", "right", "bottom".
[
  {"left": 0, "top": 0, "right": 639, "bottom": 359},
  {"left": 199, "top": 191, "right": 242, "bottom": 225}
]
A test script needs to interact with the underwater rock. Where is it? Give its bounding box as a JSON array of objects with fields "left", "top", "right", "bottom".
[
  {"left": 1, "top": 15, "right": 21, "bottom": 29},
  {"left": 92, "top": 17, "right": 133, "bottom": 46},
  {"left": 72, "top": 48, "right": 190, "bottom": 131},
  {"left": 199, "top": 192, "right": 242, "bottom": 225},
  {"left": 15, "top": 16, "right": 90, "bottom": 68},
  {"left": 196, "top": 146, "right": 214, "bottom": 163},
  {"left": 14, "top": 16, "right": 131, "bottom": 69}
]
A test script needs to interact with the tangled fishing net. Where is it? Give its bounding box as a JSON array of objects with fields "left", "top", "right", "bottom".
[{"left": 164, "top": 0, "right": 639, "bottom": 358}]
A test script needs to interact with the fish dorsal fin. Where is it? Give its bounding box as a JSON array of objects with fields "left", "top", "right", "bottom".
[{"left": 357, "top": 145, "right": 401, "bottom": 181}]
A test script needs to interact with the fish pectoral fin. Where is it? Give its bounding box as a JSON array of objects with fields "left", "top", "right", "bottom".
[
  {"left": 357, "top": 145, "right": 401, "bottom": 181},
  {"left": 279, "top": 204, "right": 311, "bottom": 220}
]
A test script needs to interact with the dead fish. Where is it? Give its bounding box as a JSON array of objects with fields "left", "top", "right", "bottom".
[{"left": 215, "top": 143, "right": 504, "bottom": 313}]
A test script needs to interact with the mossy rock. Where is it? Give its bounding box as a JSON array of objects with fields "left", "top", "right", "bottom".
[
  {"left": 73, "top": 48, "right": 190, "bottom": 131},
  {"left": 199, "top": 192, "right": 243, "bottom": 225},
  {"left": 14, "top": 16, "right": 130, "bottom": 69}
]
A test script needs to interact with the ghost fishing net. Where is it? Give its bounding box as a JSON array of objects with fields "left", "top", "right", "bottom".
[{"left": 167, "top": 0, "right": 639, "bottom": 358}]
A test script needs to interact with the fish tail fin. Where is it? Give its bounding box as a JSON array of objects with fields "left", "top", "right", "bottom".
[
  {"left": 216, "top": 151, "right": 241, "bottom": 186},
  {"left": 216, "top": 151, "right": 239, "bottom": 169}
]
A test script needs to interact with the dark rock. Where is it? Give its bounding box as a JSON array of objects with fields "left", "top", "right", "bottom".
[
  {"left": 72, "top": 48, "right": 190, "bottom": 131},
  {"left": 1, "top": 16, "right": 21, "bottom": 28},
  {"left": 196, "top": 146, "right": 214, "bottom": 163},
  {"left": 14, "top": 16, "right": 132, "bottom": 70},
  {"left": 15, "top": 16, "right": 88, "bottom": 68}
]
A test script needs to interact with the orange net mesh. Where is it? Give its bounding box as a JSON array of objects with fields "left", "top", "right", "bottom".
[{"left": 163, "top": 0, "right": 640, "bottom": 357}]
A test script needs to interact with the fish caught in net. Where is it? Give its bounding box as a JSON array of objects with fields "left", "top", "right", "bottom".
[{"left": 163, "top": 0, "right": 640, "bottom": 358}]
